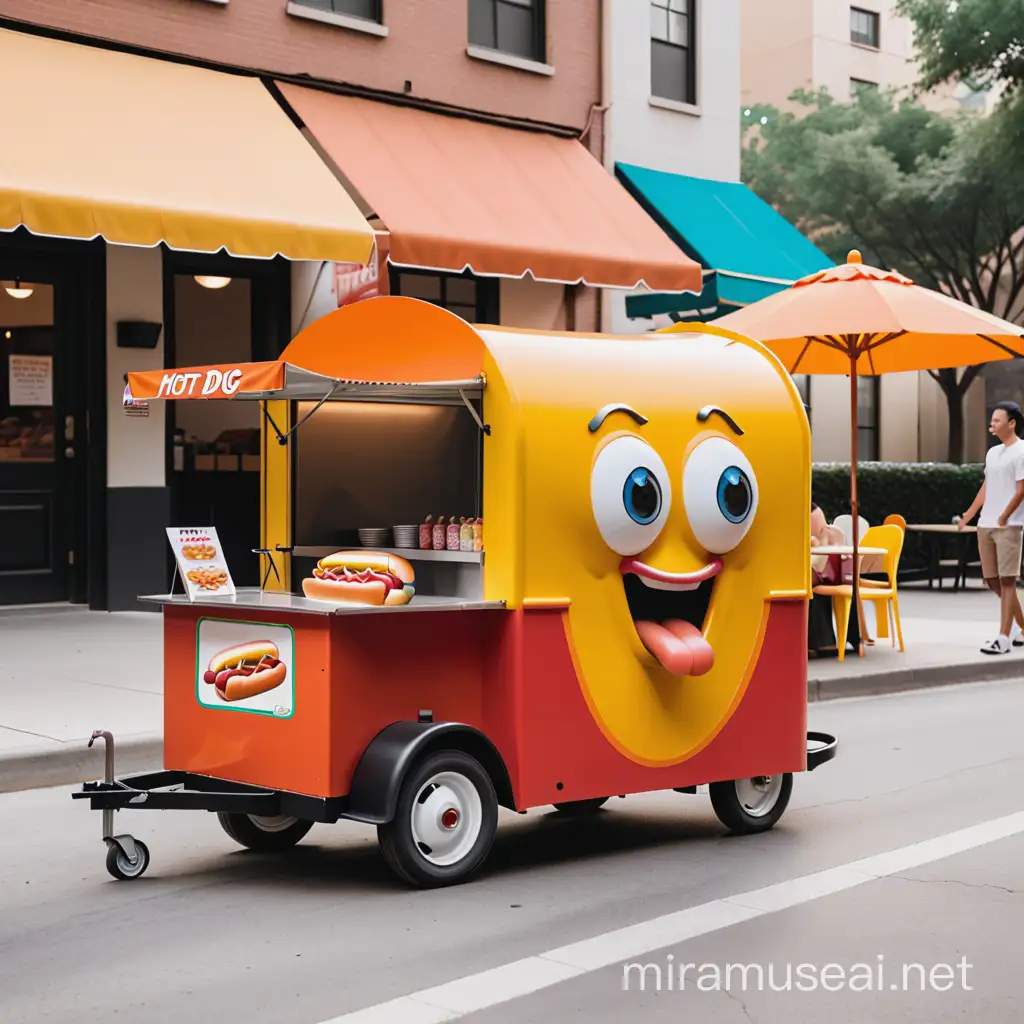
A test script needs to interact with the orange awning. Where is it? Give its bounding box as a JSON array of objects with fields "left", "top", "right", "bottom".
[
  {"left": 276, "top": 84, "right": 701, "bottom": 292},
  {"left": 0, "top": 28, "right": 374, "bottom": 262}
]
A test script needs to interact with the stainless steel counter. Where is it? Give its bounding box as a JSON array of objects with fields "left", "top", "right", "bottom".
[{"left": 137, "top": 589, "right": 506, "bottom": 617}]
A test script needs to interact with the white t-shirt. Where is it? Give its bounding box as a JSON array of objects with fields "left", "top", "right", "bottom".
[{"left": 979, "top": 440, "right": 1024, "bottom": 527}]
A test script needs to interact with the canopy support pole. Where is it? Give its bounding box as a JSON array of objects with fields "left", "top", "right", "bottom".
[
  {"left": 263, "top": 383, "right": 343, "bottom": 445},
  {"left": 458, "top": 388, "right": 491, "bottom": 435},
  {"left": 263, "top": 405, "right": 288, "bottom": 446}
]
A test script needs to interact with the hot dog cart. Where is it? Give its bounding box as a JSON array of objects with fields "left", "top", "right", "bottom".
[{"left": 75, "top": 295, "right": 836, "bottom": 888}]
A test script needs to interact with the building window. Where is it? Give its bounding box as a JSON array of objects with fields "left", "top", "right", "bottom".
[
  {"left": 392, "top": 270, "right": 499, "bottom": 325},
  {"left": 292, "top": 0, "right": 382, "bottom": 22},
  {"left": 850, "top": 77, "right": 879, "bottom": 97},
  {"left": 651, "top": 0, "right": 696, "bottom": 104},
  {"left": 857, "top": 376, "right": 880, "bottom": 461},
  {"left": 469, "top": 0, "right": 545, "bottom": 62},
  {"left": 850, "top": 7, "right": 880, "bottom": 48},
  {"left": 795, "top": 374, "right": 811, "bottom": 420}
]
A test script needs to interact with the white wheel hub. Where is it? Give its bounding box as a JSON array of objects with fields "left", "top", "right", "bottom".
[
  {"left": 734, "top": 775, "right": 783, "bottom": 817},
  {"left": 410, "top": 771, "right": 483, "bottom": 867},
  {"left": 248, "top": 814, "right": 299, "bottom": 833}
]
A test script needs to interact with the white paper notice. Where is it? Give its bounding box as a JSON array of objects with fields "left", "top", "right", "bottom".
[
  {"left": 166, "top": 527, "right": 236, "bottom": 601},
  {"left": 9, "top": 355, "right": 53, "bottom": 406}
]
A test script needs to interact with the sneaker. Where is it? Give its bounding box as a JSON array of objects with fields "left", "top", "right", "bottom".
[
  {"left": 981, "top": 636, "right": 1012, "bottom": 655},
  {"left": 1012, "top": 624, "right": 1024, "bottom": 648}
]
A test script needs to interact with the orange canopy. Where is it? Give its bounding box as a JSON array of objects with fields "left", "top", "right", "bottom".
[
  {"left": 276, "top": 84, "right": 702, "bottom": 293},
  {"left": 126, "top": 297, "right": 488, "bottom": 401},
  {"left": 714, "top": 254, "right": 1024, "bottom": 374}
]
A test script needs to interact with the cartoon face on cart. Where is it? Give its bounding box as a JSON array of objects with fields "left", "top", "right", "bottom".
[{"left": 515, "top": 330, "right": 804, "bottom": 767}]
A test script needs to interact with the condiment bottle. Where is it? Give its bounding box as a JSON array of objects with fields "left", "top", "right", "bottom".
[
  {"left": 447, "top": 516, "right": 461, "bottom": 551},
  {"left": 420, "top": 515, "right": 433, "bottom": 550},
  {"left": 473, "top": 518, "right": 483, "bottom": 552},
  {"left": 460, "top": 517, "right": 474, "bottom": 551},
  {"left": 433, "top": 516, "right": 446, "bottom": 550}
]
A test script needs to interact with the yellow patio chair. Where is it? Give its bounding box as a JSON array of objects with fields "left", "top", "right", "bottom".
[{"left": 813, "top": 524, "right": 904, "bottom": 661}]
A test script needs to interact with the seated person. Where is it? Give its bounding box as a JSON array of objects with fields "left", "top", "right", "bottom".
[{"left": 808, "top": 502, "right": 861, "bottom": 656}]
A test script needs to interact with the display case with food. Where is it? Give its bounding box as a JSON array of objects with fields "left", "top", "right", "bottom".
[{"left": 75, "top": 296, "right": 835, "bottom": 890}]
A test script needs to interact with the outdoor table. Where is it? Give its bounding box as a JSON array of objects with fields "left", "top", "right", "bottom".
[
  {"left": 810, "top": 545, "right": 887, "bottom": 557},
  {"left": 905, "top": 524, "right": 978, "bottom": 591}
]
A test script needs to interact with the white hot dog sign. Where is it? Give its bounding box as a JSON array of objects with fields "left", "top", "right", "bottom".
[
  {"left": 196, "top": 619, "right": 295, "bottom": 718},
  {"left": 157, "top": 368, "right": 244, "bottom": 398}
]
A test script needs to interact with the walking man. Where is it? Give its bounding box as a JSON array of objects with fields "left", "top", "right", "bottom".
[{"left": 960, "top": 401, "right": 1024, "bottom": 654}]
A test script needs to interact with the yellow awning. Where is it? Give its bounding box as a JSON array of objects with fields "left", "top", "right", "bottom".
[{"left": 0, "top": 28, "right": 374, "bottom": 263}]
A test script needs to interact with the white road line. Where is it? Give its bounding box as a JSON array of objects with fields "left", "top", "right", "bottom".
[{"left": 320, "top": 811, "right": 1024, "bottom": 1024}]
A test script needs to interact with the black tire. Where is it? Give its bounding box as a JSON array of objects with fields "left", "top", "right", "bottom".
[
  {"left": 552, "top": 797, "right": 609, "bottom": 815},
  {"left": 377, "top": 749, "right": 498, "bottom": 889},
  {"left": 217, "top": 813, "right": 313, "bottom": 852},
  {"left": 709, "top": 773, "right": 792, "bottom": 835},
  {"left": 105, "top": 838, "right": 150, "bottom": 880}
]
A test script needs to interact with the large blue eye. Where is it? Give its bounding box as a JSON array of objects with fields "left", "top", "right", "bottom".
[
  {"left": 717, "top": 466, "right": 753, "bottom": 524},
  {"left": 623, "top": 467, "right": 662, "bottom": 525}
]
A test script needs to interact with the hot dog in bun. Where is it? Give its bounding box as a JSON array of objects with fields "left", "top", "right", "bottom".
[
  {"left": 302, "top": 550, "right": 415, "bottom": 606},
  {"left": 203, "top": 641, "right": 287, "bottom": 702}
]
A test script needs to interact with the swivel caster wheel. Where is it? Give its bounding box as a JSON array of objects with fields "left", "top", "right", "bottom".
[{"left": 105, "top": 836, "right": 151, "bottom": 880}]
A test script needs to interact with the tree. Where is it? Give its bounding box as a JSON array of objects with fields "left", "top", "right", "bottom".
[
  {"left": 742, "top": 89, "right": 1024, "bottom": 462},
  {"left": 896, "top": 0, "right": 1024, "bottom": 95}
]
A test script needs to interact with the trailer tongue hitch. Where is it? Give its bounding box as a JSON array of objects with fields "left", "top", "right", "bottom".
[
  {"left": 88, "top": 730, "right": 115, "bottom": 784},
  {"left": 86, "top": 730, "right": 151, "bottom": 880}
]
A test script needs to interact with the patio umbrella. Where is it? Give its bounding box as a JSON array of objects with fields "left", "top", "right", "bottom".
[{"left": 711, "top": 249, "right": 1024, "bottom": 618}]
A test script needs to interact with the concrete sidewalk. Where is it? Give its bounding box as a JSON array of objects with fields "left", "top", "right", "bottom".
[{"left": 0, "top": 587, "right": 1020, "bottom": 793}]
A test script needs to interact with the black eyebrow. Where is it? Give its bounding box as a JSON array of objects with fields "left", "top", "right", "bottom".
[
  {"left": 697, "top": 405, "right": 744, "bottom": 435},
  {"left": 588, "top": 403, "right": 649, "bottom": 433}
]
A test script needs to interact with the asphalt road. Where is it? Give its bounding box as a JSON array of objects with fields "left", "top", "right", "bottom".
[{"left": 0, "top": 679, "right": 1021, "bottom": 1024}]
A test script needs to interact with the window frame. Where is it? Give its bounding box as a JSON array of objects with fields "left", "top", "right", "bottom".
[
  {"left": 856, "top": 375, "right": 881, "bottom": 461},
  {"left": 468, "top": 0, "right": 546, "bottom": 64},
  {"left": 850, "top": 6, "right": 880, "bottom": 49},
  {"left": 650, "top": 0, "right": 698, "bottom": 106},
  {"left": 794, "top": 374, "right": 812, "bottom": 422},
  {"left": 292, "top": 0, "right": 383, "bottom": 24},
  {"left": 390, "top": 267, "right": 500, "bottom": 325},
  {"left": 850, "top": 77, "right": 879, "bottom": 97}
]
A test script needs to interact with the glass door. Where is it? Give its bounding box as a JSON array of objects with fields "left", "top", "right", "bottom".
[{"left": 0, "top": 272, "right": 72, "bottom": 603}]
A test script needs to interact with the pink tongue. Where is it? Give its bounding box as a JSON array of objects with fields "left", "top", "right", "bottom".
[{"left": 635, "top": 620, "right": 714, "bottom": 677}]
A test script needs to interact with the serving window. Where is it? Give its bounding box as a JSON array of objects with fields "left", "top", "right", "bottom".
[{"left": 291, "top": 395, "right": 484, "bottom": 598}]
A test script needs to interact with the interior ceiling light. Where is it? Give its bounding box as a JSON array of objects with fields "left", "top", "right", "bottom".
[
  {"left": 4, "top": 278, "right": 33, "bottom": 300},
  {"left": 194, "top": 275, "right": 232, "bottom": 290}
]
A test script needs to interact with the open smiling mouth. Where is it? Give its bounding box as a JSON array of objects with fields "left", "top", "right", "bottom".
[{"left": 619, "top": 557, "right": 722, "bottom": 677}]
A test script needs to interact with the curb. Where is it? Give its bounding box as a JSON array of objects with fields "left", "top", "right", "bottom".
[
  {"left": 0, "top": 733, "right": 163, "bottom": 795},
  {"left": 808, "top": 657, "right": 1023, "bottom": 701},
  {"left": 1, "top": 662, "right": 1020, "bottom": 796}
]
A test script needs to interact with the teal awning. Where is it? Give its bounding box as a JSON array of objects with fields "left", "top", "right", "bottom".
[{"left": 616, "top": 164, "right": 834, "bottom": 322}]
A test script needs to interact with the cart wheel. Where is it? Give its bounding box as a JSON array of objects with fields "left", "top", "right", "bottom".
[
  {"left": 105, "top": 838, "right": 150, "bottom": 880},
  {"left": 709, "top": 773, "right": 792, "bottom": 835},
  {"left": 552, "top": 797, "right": 609, "bottom": 815},
  {"left": 217, "top": 813, "right": 313, "bottom": 852},
  {"left": 378, "top": 750, "right": 498, "bottom": 889}
]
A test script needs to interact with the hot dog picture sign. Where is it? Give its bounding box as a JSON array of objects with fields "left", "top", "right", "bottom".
[
  {"left": 196, "top": 619, "right": 295, "bottom": 718},
  {"left": 166, "top": 527, "right": 236, "bottom": 600}
]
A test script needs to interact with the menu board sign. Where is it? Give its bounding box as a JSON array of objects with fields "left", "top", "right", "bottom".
[
  {"left": 166, "top": 527, "right": 235, "bottom": 600},
  {"left": 9, "top": 355, "right": 53, "bottom": 406}
]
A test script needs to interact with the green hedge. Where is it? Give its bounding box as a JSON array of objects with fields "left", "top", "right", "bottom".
[{"left": 812, "top": 462, "right": 984, "bottom": 572}]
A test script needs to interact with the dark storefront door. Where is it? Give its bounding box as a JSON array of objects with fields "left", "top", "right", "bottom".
[
  {"left": 164, "top": 251, "right": 291, "bottom": 591},
  {"left": 0, "top": 258, "right": 82, "bottom": 604}
]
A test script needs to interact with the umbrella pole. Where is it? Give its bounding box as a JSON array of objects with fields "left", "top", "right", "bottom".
[{"left": 849, "top": 350, "right": 861, "bottom": 652}]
